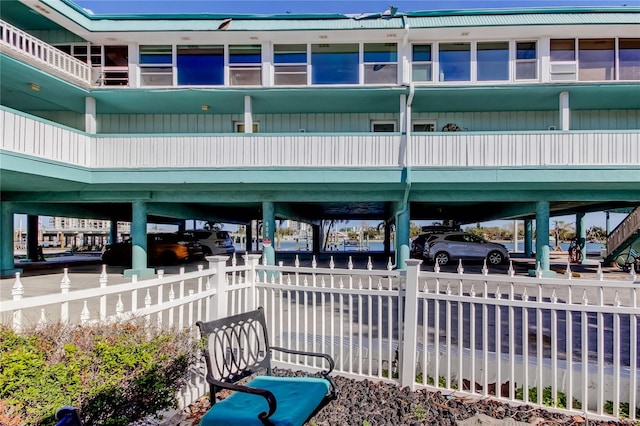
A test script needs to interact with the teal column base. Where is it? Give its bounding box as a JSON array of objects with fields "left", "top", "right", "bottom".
[
  {"left": 123, "top": 267, "right": 155, "bottom": 278},
  {"left": 1, "top": 268, "right": 23, "bottom": 278}
]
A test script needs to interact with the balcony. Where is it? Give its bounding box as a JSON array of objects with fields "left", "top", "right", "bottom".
[
  {"left": 2, "top": 108, "right": 639, "bottom": 171},
  {"left": 0, "top": 20, "right": 92, "bottom": 88}
]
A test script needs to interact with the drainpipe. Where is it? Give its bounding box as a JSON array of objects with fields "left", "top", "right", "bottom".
[{"left": 394, "top": 82, "right": 414, "bottom": 269}]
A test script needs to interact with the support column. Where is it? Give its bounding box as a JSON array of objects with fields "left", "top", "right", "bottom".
[
  {"left": 384, "top": 221, "right": 391, "bottom": 256},
  {"left": 395, "top": 202, "right": 410, "bottom": 270},
  {"left": 26, "top": 215, "right": 40, "bottom": 261},
  {"left": 312, "top": 224, "right": 321, "bottom": 255},
  {"left": 124, "top": 200, "right": 154, "bottom": 277},
  {"left": 1, "top": 203, "right": 21, "bottom": 276},
  {"left": 109, "top": 219, "right": 118, "bottom": 244},
  {"left": 559, "top": 91, "right": 570, "bottom": 131},
  {"left": 177, "top": 220, "right": 186, "bottom": 233},
  {"left": 262, "top": 202, "right": 275, "bottom": 265},
  {"left": 244, "top": 95, "right": 253, "bottom": 134},
  {"left": 85, "top": 97, "right": 97, "bottom": 134},
  {"left": 524, "top": 219, "right": 533, "bottom": 258},
  {"left": 605, "top": 211, "right": 611, "bottom": 236},
  {"left": 576, "top": 212, "right": 586, "bottom": 264},
  {"left": 245, "top": 222, "right": 253, "bottom": 253},
  {"left": 534, "top": 201, "right": 552, "bottom": 275}
]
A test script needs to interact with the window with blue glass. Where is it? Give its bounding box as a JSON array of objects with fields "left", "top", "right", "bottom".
[
  {"left": 229, "top": 45, "right": 262, "bottom": 85},
  {"left": 619, "top": 38, "right": 640, "bottom": 80},
  {"left": 177, "top": 45, "right": 223, "bottom": 85},
  {"left": 516, "top": 41, "right": 537, "bottom": 80},
  {"left": 412, "top": 44, "right": 432, "bottom": 82},
  {"left": 311, "top": 44, "right": 358, "bottom": 84},
  {"left": 364, "top": 43, "right": 397, "bottom": 84},
  {"left": 140, "top": 45, "right": 173, "bottom": 86},
  {"left": 438, "top": 43, "right": 470, "bottom": 82},
  {"left": 477, "top": 42, "right": 509, "bottom": 81},
  {"left": 274, "top": 44, "right": 307, "bottom": 85}
]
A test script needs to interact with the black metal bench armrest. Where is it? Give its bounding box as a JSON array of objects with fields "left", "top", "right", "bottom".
[
  {"left": 270, "top": 346, "right": 337, "bottom": 397},
  {"left": 205, "top": 373, "right": 277, "bottom": 422}
]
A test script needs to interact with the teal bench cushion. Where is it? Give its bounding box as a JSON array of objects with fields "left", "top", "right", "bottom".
[{"left": 199, "top": 376, "right": 330, "bottom": 426}]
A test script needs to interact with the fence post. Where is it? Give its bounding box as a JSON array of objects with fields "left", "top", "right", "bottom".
[
  {"left": 244, "top": 254, "right": 262, "bottom": 311},
  {"left": 401, "top": 259, "right": 422, "bottom": 390},
  {"left": 208, "top": 255, "right": 230, "bottom": 319}
]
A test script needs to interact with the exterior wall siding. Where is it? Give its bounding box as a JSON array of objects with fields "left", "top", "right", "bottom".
[
  {"left": 34, "top": 110, "right": 84, "bottom": 131},
  {"left": 95, "top": 110, "right": 638, "bottom": 134},
  {"left": 29, "top": 29, "right": 83, "bottom": 44}
]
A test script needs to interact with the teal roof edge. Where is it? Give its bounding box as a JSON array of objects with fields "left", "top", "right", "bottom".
[{"left": 58, "top": 0, "right": 640, "bottom": 21}]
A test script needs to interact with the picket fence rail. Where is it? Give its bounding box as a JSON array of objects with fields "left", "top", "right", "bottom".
[{"left": 1, "top": 255, "right": 638, "bottom": 420}]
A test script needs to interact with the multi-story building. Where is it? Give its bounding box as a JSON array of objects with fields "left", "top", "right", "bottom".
[{"left": 1, "top": 1, "right": 639, "bottom": 276}]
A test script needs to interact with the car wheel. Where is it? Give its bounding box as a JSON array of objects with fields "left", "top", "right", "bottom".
[
  {"left": 434, "top": 251, "right": 450, "bottom": 265},
  {"left": 158, "top": 251, "right": 177, "bottom": 265},
  {"left": 202, "top": 246, "right": 212, "bottom": 256},
  {"left": 487, "top": 251, "right": 504, "bottom": 265}
]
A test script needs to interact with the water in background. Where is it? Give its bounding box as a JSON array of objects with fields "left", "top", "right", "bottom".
[{"left": 237, "top": 239, "right": 606, "bottom": 254}]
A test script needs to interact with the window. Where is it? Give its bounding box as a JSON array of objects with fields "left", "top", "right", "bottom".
[
  {"left": 579, "top": 39, "right": 615, "bottom": 81},
  {"left": 178, "top": 45, "right": 223, "bottom": 85},
  {"left": 311, "top": 43, "right": 359, "bottom": 84},
  {"left": 438, "top": 43, "right": 470, "bottom": 82},
  {"left": 229, "top": 45, "right": 262, "bottom": 85},
  {"left": 363, "top": 43, "right": 397, "bottom": 84},
  {"left": 140, "top": 45, "right": 173, "bottom": 86},
  {"left": 550, "top": 39, "right": 575, "bottom": 61},
  {"left": 477, "top": 42, "right": 509, "bottom": 81},
  {"left": 619, "top": 38, "right": 640, "bottom": 80},
  {"left": 412, "top": 44, "right": 432, "bottom": 82},
  {"left": 274, "top": 44, "right": 307, "bottom": 85},
  {"left": 412, "top": 120, "right": 436, "bottom": 132},
  {"left": 235, "top": 122, "right": 260, "bottom": 133},
  {"left": 371, "top": 121, "right": 396, "bottom": 132},
  {"left": 515, "top": 41, "right": 537, "bottom": 80},
  {"left": 56, "top": 44, "right": 101, "bottom": 65},
  {"left": 550, "top": 39, "right": 577, "bottom": 81}
]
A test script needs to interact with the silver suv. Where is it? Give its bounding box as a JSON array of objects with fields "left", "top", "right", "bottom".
[
  {"left": 182, "top": 229, "right": 235, "bottom": 256},
  {"left": 423, "top": 232, "right": 509, "bottom": 266}
]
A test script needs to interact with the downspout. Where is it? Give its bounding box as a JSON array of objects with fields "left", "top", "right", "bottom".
[{"left": 393, "top": 16, "right": 413, "bottom": 267}]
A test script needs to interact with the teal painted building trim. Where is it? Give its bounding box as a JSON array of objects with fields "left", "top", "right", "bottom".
[{"left": 1, "top": 202, "right": 22, "bottom": 277}]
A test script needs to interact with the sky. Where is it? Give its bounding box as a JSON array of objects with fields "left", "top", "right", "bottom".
[{"left": 73, "top": 0, "right": 640, "bottom": 15}]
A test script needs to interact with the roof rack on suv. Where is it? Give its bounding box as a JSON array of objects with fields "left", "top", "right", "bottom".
[{"left": 420, "top": 225, "right": 461, "bottom": 233}]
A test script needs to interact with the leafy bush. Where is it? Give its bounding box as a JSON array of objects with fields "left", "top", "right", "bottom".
[{"left": 0, "top": 320, "right": 196, "bottom": 425}]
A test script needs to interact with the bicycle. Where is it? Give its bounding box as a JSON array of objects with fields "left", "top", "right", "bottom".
[
  {"left": 568, "top": 239, "right": 583, "bottom": 264},
  {"left": 614, "top": 247, "right": 639, "bottom": 272}
]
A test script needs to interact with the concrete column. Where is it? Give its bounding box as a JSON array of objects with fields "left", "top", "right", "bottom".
[
  {"left": 576, "top": 212, "right": 586, "bottom": 264},
  {"left": 244, "top": 95, "right": 253, "bottom": 133},
  {"left": 312, "top": 224, "right": 321, "bottom": 254},
  {"left": 605, "top": 211, "right": 611, "bottom": 236},
  {"left": 124, "top": 200, "right": 154, "bottom": 277},
  {"left": 1, "top": 203, "right": 21, "bottom": 276},
  {"left": 85, "top": 97, "right": 97, "bottom": 134},
  {"left": 395, "top": 202, "right": 410, "bottom": 270},
  {"left": 262, "top": 202, "right": 275, "bottom": 265},
  {"left": 535, "top": 201, "right": 551, "bottom": 272},
  {"left": 109, "top": 219, "right": 118, "bottom": 244},
  {"left": 177, "top": 220, "right": 186, "bottom": 233},
  {"left": 26, "top": 215, "right": 40, "bottom": 261},
  {"left": 524, "top": 219, "right": 533, "bottom": 258},
  {"left": 559, "top": 91, "right": 570, "bottom": 131}
]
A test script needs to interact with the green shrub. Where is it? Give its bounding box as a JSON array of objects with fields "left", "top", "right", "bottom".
[{"left": 0, "top": 320, "right": 196, "bottom": 425}]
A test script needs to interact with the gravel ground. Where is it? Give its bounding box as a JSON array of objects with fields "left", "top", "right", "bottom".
[{"left": 174, "top": 370, "right": 636, "bottom": 426}]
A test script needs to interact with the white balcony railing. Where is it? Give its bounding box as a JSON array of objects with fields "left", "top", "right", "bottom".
[
  {"left": 0, "top": 19, "right": 91, "bottom": 87},
  {"left": 2, "top": 108, "right": 640, "bottom": 170}
]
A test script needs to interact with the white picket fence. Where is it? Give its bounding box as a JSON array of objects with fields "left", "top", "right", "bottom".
[{"left": 1, "top": 255, "right": 638, "bottom": 420}]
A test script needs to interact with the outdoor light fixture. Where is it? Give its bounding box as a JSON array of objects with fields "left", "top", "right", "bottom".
[
  {"left": 201, "top": 105, "right": 210, "bottom": 111},
  {"left": 28, "top": 83, "right": 41, "bottom": 91}
]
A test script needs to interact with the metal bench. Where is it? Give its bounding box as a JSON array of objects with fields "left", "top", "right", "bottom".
[{"left": 196, "top": 307, "right": 336, "bottom": 426}]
